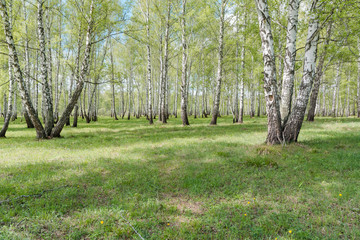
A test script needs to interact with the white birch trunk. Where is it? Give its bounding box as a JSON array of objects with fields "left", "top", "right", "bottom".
[
  {"left": 180, "top": 0, "right": 189, "bottom": 125},
  {"left": 255, "top": 0, "right": 282, "bottom": 144},
  {"left": 38, "top": 0, "right": 54, "bottom": 137},
  {"left": 0, "top": 0, "right": 46, "bottom": 138},
  {"left": 146, "top": 0, "right": 153, "bottom": 124},
  {"left": 210, "top": 0, "right": 226, "bottom": 125},
  {"left": 280, "top": 0, "right": 300, "bottom": 124},
  {"left": 283, "top": 0, "right": 320, "bottom": 142}
]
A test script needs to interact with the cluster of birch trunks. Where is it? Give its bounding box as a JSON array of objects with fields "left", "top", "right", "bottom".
[{"left": 0, "top": 0, "right": 359, "bottom": 144}]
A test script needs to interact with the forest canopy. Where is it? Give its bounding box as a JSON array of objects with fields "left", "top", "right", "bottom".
[{"left": 0, "top": 0, "right": 359, "bottom": 142}]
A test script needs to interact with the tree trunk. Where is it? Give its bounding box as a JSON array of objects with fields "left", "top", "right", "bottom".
[
  {"left": 174, "top": 58, "right": 179, "bottom": 118},
  {"left": 11, "top": 83, "right": 17, "bottom": 121},
  {"left": 0, "top": 50, "right": 14, "bottom": 137},
  {"left": 0, "top": 0, "right": 46, "bottom": 138},
  {"left": 238, "top": 10, "right": 246, "bottom": 124},
  {"left": 51, "top": 0, "right": 93, "bottom": 137},
  {"left": 322, "top": 83, "right": 326, "bottom": 116},
  {"left": 280, "top": 0, "right": 300, "bottom": 125},
  {"left": 145, "top": 0, "right": 153, "bottom": 124},
  {"left": 3, "top": 93, "right": 7, "bottom": 118},
  {"left": 283, "top": 1, "right": 320, "bottom": 142},
  {"left": 234, "top": 20, "right": 239, "bottom": 123},
  {"left": 128, "top": 64, "right": 133, "bottom": 120},
  {"left": 332, "top": 62, "right": 340, "bottom": 117},
  {"left": 210, "top": 0, "right": 226, "bottom": 125},
  {"left": 38, "top": 0, "right": 54, "bottom": 137},
  {"left": 22, "top": 0, "right": 34, "bottom": 128},
  {"left": 255, "top": 0, "right": 283, "bottom": 144},
  {"left": 54, "top": 1, "right": 63, "bottom": 123},
  {"left": 180, "top": 0, "right": 189, "bottom": 126},
  {"left": 110, "top": 40, "right": 118, "bottom": 120},
  {"left": 161, "top": 1, "right": 171, "bottom": 124},
  {"left": 307, "top": 22, "right": 332, "bottom": 121}
]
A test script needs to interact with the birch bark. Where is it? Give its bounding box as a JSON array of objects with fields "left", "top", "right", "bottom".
[
  {"left": 146, "top": 0, "right": 153, "bottom": 124},
  {"left": 283, "top": 0, "right": 320, "bottom": 142},
  {"left": 181, "top": 0, "right": 189, "bottom": 125},
  {"left": 51, "top": 0, "right": 94, "bottom": 137},
  {"left": 0, "top": 0, "right": 46, "bottom": 138},
  {"left": 210, "top": 0, "right": 226, "bottom": 125},
  {"left": 307, "top": 22, "right": 332, "bottom": 121},
  {"left": 280, "top": 0, "right": 300, "bottom": 125},
  {"left": 255, "top": 0, "right": 283, "bottom": 144},
  {"left": 38, "top": 0, "right": 54, "bottom": 137}
]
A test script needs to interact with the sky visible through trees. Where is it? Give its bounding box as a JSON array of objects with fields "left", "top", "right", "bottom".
[{"left": 0, "top": 0, "right": 359, "bottom": 142}]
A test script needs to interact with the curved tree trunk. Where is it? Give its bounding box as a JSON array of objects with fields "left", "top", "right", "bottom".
[
  {"left": 1, "top": 0, "right": 46, "bottom": 139},
  {"left": 307, "top": 22, "right": 332, "bottom": 121},
  {"left": 283, "top": 1, "right": 320, "bottom": 142},
  {"left": 0, "top": 57, "right": 14, "bottom": 137},
  {"left": 51, "top": 0, "right": 93, "bottom": 137}
]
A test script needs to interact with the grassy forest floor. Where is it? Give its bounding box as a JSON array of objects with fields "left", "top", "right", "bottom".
[{"left": 0, "top": 116, "right": 360, "bottom": 239}]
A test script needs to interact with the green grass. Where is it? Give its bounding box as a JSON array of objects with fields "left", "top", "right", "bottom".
[{"left": 0, "top": 116, "right": 360, "bottom": 239}]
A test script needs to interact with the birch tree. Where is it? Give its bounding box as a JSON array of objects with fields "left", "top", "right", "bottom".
[
  {"left": 210, "top": 0, "right": 227, "bottom": 125},
  {"left": 180, "top": 0, "right": 189, "bottom": 125}
]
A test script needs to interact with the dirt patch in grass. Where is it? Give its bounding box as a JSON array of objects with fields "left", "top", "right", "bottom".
[{"left": 168, "top": 197, "right": 204, "bottom": 215}]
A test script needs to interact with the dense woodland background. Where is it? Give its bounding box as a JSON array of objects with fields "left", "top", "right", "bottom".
[
  {"left": 0, "top": 0, "right": 360, "bottom": 140},
  {"left": 1, "top": 1, "right": 360, "bottom": 239}
]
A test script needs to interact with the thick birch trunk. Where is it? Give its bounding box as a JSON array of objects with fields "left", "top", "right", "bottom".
[
  {"left": 283, "top": 1, "right": 320, "bottom": 142},
  {"left": 38, "top": 0, "right": 54, "bottom": 137},
  {"left": 255, "top": 0, "right": 283, "bottom": 144},
  {"left": 280, "top": 0, "right": 300, "bottom": 125}
]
